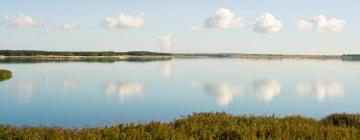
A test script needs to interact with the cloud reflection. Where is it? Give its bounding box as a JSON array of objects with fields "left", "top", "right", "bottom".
[
  {"left": 160, "top": 62, "right": 172, "bottom": 78},
  {"left": 63, "top": 80, "right": 79, "bottom": 90},
  {"left": 14, "top": 80, "right": 34, "bottom": 102},
  {"left": 205, "top": 83, "right": 244, "bottom": 107},
  {"left": 296, "top": 81, "right": 344, "bottom": 102},
  {"left": 253, "top": 79, "right": 281, "bottom": 103},
  {"left": 105, "top": 82, "right": 145, "bottom": 102}
]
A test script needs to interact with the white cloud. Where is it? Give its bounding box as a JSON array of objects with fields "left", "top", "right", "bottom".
[
  {"left": 63, "top": 23, "right": 79, "bottom": 30},
  {"left": 43, "top": 23, "right": 79, "bottom": 33},
  {"left": 205, "top": 83, "right": 244, "bottom": 107},
  {"left": 253, "top": 13, "right": 282, "bottom": 33},
  {"left": 204, "top": 8, "right": 246, "bottom": 29},
  {"left": 101, "top": 14, "right": 144, "bottom": 29},
  {"left": 7, "top": 14, "right": 43, "bottom": 28},
  {"left": 159, "top": 34, "right": 172, "bottom": 52},
  {"left": 253, "top": 79, "right": 281, "bottom": 102},
  {"left": 296, "top": 81, "right": 344, "bottom": 102},
  {"left": 297, "top": 15, "right": 346, "bottom": 32},
  {"left": 191, "top": 25, "right": 202, "bottom": 31}
]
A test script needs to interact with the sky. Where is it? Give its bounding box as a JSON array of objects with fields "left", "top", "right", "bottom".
[{"left": 0, "top": 0, "right": 359, "bottom": 54}]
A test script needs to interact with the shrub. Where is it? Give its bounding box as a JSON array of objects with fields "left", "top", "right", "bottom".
[{"left": 0, "top": 69, "right": 12, "bottom": 81}]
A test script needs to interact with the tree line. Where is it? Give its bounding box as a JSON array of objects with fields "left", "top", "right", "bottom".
[{"left": 0, "top": 50, "right": 171, "bottom": 56}]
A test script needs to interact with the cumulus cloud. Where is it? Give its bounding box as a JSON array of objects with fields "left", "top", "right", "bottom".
[
  {"left": 253, "top": 79, "right": 281, "bottom": 102},
  {"left": 105, "top": 82, "right": 144, "bottom": 102},
  {"left": 205, "top": 83, "right": 244, "bottom": 107},
  {"left": 63, "top": 23, "right": 79, "bottom": 30},
  {"left": 191, "top": 25, "right": 202, "bottom": 31},
  {"left": 296, "top": 81, "right": 344, "bottom": 102},
  {"left": 253, "top": 13, "right": 282, "bottom": 33},
  {"left": 43, "top": 23, "right": 80, "bottom": 33},
  {"left": 7, "top": 14, "right": 43, "bottom": 28},
  {"left": 159, "top": 34, "right": 172, "bottom": 52},
  {"left": 204, "top": 8, "right": 246, "bottom": 29},
  {"left": 101, "top": 14, "right": 144, "bottom": 29},
  {"left": 160, "top": 62, "right": 172, "bottom": 78},
  {"left": 297, "top": 15, "right": 346, "bottom": 32}
]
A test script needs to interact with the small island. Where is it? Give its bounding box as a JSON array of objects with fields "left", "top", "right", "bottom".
[{"left": 0, "top": 69, "right": 12, "bottom": 81}]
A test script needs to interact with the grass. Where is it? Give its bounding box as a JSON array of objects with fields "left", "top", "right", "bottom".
[
  {"left": 0, "top": 69, "right": 12, "bottom": 81},
  {"left": 0, "top": 113, "right": 359, "bottom": 140}
]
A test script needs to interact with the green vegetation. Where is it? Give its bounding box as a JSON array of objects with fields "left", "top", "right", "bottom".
[
  {"left": 0, "top": 113, "right": 359, "bottom": 140},
  {"left": 0, "top": 69, "right": 12, "bottom": 81}
]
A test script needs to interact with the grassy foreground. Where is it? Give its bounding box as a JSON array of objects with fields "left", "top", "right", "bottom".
[{"left": 0, "top": 113, "right": 359, "bottom": 140}]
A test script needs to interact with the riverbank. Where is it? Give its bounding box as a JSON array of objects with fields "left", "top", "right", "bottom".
[{"left": 0, "top": 113, "right": 359, "bottom": 139}]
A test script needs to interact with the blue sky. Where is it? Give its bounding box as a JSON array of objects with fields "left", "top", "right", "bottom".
[{"left": 0, "top": 0, "right": 359, "bottom": 54}]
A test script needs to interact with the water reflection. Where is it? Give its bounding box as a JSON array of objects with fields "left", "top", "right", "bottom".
[
  {"left": 205, "top": 83, "right": 244, "bottom": 107},
  {"left": 296, "top": 81, "right": 344, "bottom": 102},
  {"left": 63, "top": 80, "right": 79, "bottom": 90},
  {"left": 253, "top": 79, "right": 281, "bottom": 103},
  {"left": 160, "top": 62, "right": 171, "bottom": 78},
  {"left": 191, "top": 80, "right": 202, "bottom": 88},
  {"left": 105, "top": 82, "right": 145, "bottom": 102},
  {"left": 13, "top": 80, "right": 35, "bottom": 102}
]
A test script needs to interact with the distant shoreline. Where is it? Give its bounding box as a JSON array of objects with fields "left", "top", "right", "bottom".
[{"left": 0, "top": 50, "right": 359, "bottom": 62}]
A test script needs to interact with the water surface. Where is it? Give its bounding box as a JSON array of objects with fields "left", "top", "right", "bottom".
[{"left": 0, "top": 59, "right": 359, "bottom": 127}]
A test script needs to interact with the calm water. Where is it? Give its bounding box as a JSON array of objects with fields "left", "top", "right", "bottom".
[{"left": 0, "top": 59, "right": 359, "bottom": 127}]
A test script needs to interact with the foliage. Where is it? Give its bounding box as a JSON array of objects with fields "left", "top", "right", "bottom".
[
  {"left": 0, "top": 69, "right": 12, "bottom": 81},
  {"left": 0, "top": 113, "right": 359, "bottom": 140}
]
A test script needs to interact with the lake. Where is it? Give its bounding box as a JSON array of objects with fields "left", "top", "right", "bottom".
[{"left": 0, "top": 59, "right": 359, "bottom": 128}]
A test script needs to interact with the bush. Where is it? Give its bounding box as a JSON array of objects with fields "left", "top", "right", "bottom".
[{"left": 0, "top": 69, "right": 12, "bottom": 81}]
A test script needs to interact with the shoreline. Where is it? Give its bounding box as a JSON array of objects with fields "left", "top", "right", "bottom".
[
  {"left": 0, "top": 112, "right": 358, "bottom": 139},
  {"left": 0, "top": 54, "right": 346, "bottom": 60},
  {"left": 0, "top": 50, "right": 359, "bottom": 62}
]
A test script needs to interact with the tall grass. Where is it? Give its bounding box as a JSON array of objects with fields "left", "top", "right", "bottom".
[{"left": 0, "top": 113, "right": 359, "bottom": 140}]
